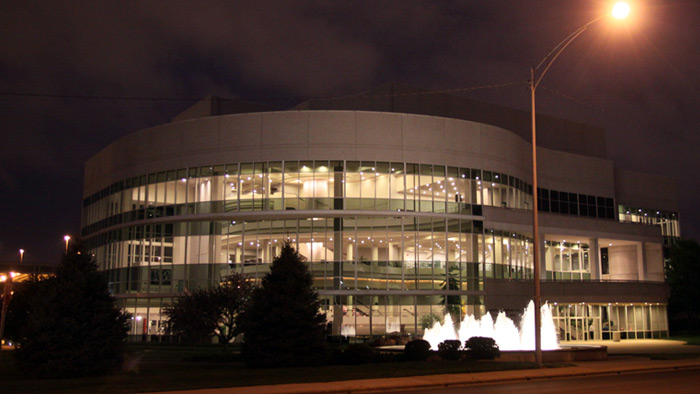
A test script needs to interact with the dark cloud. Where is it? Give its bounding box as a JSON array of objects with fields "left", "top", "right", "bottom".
[{"left": 0, "top": 0, "right": 698, "bottom": 263}]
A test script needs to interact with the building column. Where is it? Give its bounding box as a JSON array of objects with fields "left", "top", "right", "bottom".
[
  {"left": 538, "top": 231, "right": 546, "bottom": 278},
  {"left": 637, "top": 242, "right": 647, "bottom": 281},
  {"left": 332, "top": 217, "right": 343, "bottom": 335},
  {"left": 589, "top": 238, "right": 600, "bottom": 280}
]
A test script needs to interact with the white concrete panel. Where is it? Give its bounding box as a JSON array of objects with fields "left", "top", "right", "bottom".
[
  {"left": 132, "top": 128, "right": 156, "bottom": 168},
  {"left": 444, "top": 118, "right": 481, "bottom": 155},
  {"left": 309, "top": 111, "right": 357, "bottom": 145},
  {"left": 402, "top": 115, "right": 445, "bottom": 151},
  {"left": 442, "top": 152, "right": 483, "bottom": 171},
  {"left": 218, "top": 114, "right": 263, "bottom": 148},
  {"left": 216, "top": 148, "right": 262, "bottom": 164},
  {"left": 355, "top": 147, "right": 403, "bottom": 162},
  {"left": 307, "top": 146, "right": 356, "bottom": 160},
  {"left": 402, "top": 149, "right": 445, "bottom": 166},
  {"left": 479, "top": 125, "right": 512, "bottom": 161},
  {"left": 538, "top": 148, "right": 615, "bottom": 196},
  {"left": 148, "top": 122, "right": 185, "bottom": 159},
  {"left": 261, "top": 146, "right": 309, "bottom": 161},
  {"left": 608, "top": 245, "right": 639, "bottom": 280},
  {"left": 644, "top": 242, "right": 665, "bottom": 282},
  {"left": 180, "top": 117, "right": 219, "bottom": 153},
  {"left": 356, "top": 112, "right": 402, "bottom": 147},
  {"left": 261, "top": 112, "right": 309, "bottom": 146}
]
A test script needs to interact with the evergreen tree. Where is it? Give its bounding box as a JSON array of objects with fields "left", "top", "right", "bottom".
[
  {"left": 13, "top": 243, "right": 130, "bottom": 378},
  {"left": 240, "top": 243, "right": 327, "bottom": 367},
  {"left": 666, "top": 238, "right": 700, "bottom": 330}
]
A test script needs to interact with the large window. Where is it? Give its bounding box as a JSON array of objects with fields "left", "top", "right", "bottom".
[
  {"left": 545, "top": 240, "right": 591, "bottom": 280},
  {"left": 82, "top": 161, "right": 541, "bottom": 235}
]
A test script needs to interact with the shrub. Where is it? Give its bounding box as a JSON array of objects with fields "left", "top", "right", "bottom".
[
  {"left": 464, "top": 336, "right": 500, "bottom": 360},
  {"left": 163, "top": 272, "right": 253, "bottom": 348},
  {"left": 419, "top": 313, "right": 442, "bottom": 330},
  {"left": 403, "top": 339, "right": 431, "bottom": 361},
  {"left": 341, "top": 343, "right": 375, "bottom": 365},
  {"left": 437, "top": 339, "right": 462, "bottom": 361}
]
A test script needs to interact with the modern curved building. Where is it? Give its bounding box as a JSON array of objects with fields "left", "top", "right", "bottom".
[{"left": 82, "top": 84, "right": 679, "bottom": 341}]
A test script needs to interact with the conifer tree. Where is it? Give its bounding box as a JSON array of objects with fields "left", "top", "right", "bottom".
[
  {"left": 666, "top": 238, "right": 700, "bottom": 330},
  {"left": 240, "top": 242, "right": 327, "bottom": 367},
  {"left": 14, "top": 243, "right": 130, "bottom": 378}
]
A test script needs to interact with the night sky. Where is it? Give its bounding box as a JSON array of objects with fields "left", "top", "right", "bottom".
[{"left": 1, "top": 0, "right": 698, "bottom": 265}]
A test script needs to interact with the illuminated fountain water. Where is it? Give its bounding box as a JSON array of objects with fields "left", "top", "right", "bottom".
[{"left": 422, "top": 301, "right": 560, "bottom": 351}]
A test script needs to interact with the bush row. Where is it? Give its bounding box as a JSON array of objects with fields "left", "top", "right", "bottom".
[{"left": 328, "top": 337, "right": 500, "bottom": 365}]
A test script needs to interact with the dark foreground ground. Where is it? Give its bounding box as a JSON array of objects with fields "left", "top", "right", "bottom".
[
  {"left": 2, "top": 337, "right": 699, "bottom": 394},
  {"left": 0, "top": 344, "right": 539, "bottom": 394}
]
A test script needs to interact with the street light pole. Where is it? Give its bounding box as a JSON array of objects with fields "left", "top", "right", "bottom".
[
  {"left": 529, "top": 2, "right": 629, "bottom": 366},
  {"left": 64, "top": 235, "right": 71, "bottom": 255},
  {"left": 0, "top": 249, "right": 22, "bottom": 346}
]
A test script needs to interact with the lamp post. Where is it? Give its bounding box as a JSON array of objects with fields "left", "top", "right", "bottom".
[
  {"left": 529, "top": 2, "right": 629, "bottom": 366},
  {"left": 64, "top": 235, "right": 71, "bottom": 255},
  {"left": 0, "top": 249, "right": 23, "bottom": 346}
]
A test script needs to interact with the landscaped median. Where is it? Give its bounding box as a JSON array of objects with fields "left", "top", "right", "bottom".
[{"left": 0, "top": 343, "right": 543, "bottom": 394}]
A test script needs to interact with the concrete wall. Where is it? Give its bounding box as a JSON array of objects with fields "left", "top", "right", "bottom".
[
  {"left": 615, "top": 168, "right": 679, "bottom": 212},
  {"left": 608, "top": 245, "right": 639, "bottom": 281},
  {"left": 645, "top": 242, "right": 665, "bottom": 282},
  {"left": 484, "top": 279, "right": 670, "bottom": 312},
  {"left": 84, "top": 111, "right": 614, "bottom": 200}
]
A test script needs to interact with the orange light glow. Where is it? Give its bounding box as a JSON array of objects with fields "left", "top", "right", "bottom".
[{"left": 612, "top": 2, "right": 630, "bottom": 19}]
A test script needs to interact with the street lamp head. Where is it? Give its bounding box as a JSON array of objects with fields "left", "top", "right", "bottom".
[
  {"left": 612, "top": 2, "right": 630, "bottom": 19},
  {"left": 64, "top": 235, "right": 71, "bottom": 242}
]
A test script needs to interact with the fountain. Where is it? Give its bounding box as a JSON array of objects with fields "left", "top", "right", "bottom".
[{"left": 423, "top": 300, "right": 560, "bottom": 351}]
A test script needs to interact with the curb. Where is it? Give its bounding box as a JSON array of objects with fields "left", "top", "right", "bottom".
[{"left": 150, "top": 359, "right": 700, "bottom": 394}]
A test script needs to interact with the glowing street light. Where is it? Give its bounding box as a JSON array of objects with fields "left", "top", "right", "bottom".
[
  {"left": 64, "top": 235, "right": 71, "bottom": 255},
  {"left": 612, "top": 2, "right": 631, "bottom": 19},
  {"left": 0, "top": 250, "right": 23, "bottom": 344},
  {"left": 528, "top": 2, "right": 629, "bottom": 366}
]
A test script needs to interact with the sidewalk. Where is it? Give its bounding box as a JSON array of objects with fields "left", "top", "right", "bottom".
[{"left": 151, "top": 340, "right": 700, "bottom": 394}]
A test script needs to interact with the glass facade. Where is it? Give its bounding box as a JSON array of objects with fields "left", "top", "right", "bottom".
[
  {"left": 82, "top": 161, "right": 626, "bottom": 237},
  {"left": 618, "top": 205, "right": 680, "bottom": 243},
  {"left": 544, "top": 241, "right": 591, "bottom": 280},
  {"left": 82, "top": 160, "right": 670, "bottom": 340},
  {"left": 552, "top": 302, "right": 668, "bottom": 341}
]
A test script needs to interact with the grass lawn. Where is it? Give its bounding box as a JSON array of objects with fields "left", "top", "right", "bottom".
[
  {"left": 668, "top": 332, "right": 700, "bottom": 346},
  {"left": 0, "top": 344, "right": 541, "bottom": 394}
]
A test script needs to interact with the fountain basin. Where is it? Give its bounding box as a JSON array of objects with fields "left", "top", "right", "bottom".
[{"left": 496, "top": 345, "right": 608, "bottom": 363}]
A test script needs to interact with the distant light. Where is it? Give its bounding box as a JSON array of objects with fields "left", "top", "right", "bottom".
[{"left": 612, "top": 2, "right": 630, "bottom": 19}]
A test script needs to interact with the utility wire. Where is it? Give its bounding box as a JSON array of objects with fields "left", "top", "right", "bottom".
[
  {"left": 0, "top": 81, "right": 527, "bottom": 103},
  {"left": 539, "top": 85, "right": 606, "bottom": 113}
]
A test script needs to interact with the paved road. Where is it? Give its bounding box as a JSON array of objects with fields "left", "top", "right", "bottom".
[{"left": 392, "top": 367, "right": 700, "bottom": 394}]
